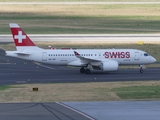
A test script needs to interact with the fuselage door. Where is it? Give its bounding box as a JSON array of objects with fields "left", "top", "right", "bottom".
[
  {"left": 42, "top": 52, "right": 47, "bottom": 61},
  {"left": 134, "top": 52, "right": 139, "bottom": 60}
]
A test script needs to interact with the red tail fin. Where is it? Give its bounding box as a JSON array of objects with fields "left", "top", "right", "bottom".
[{"left": 9, "top": 23, "right": 36, "bottom": 46}]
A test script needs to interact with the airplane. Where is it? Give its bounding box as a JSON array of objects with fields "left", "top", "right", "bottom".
[{"left": 5, "top": 23, "right": 156, "bottom": 74}]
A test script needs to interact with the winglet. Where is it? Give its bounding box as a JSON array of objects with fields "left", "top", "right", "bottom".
[
  {"left": 9, "top": 23, "right": 36, "bottom": 47},
  {"left": 74, "top": 51, "right": 80, "bottom": 56},
  {"left": 74, "top": 51, "right": 84, "bottom": 60}
]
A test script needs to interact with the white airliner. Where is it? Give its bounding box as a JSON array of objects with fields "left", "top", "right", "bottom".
[{"left": 6, "top": 23, "right": 156, "bottom": 74}]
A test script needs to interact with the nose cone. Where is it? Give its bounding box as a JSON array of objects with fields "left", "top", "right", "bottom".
[{"left": 150, "top": 56, "right": 156, "bottom": 63}]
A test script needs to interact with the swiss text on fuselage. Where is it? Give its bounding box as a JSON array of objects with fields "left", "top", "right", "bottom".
[{"left": 104, "top": 52, "right": 130, "bottom": 58}]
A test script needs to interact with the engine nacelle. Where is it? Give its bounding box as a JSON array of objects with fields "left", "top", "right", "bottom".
[{"left": 101, "top": 60, "right": 119, "bottom": 71}]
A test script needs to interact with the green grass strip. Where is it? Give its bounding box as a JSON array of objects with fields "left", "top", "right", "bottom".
[
  {"left": 112, "top": 85, "right": 160, "bottom": 99},
  {"left": 0, "top": 85, "right": 24, "bottom": 91},
  {"left": 0, "top": 85, "right": 14, "bottom": 91}
]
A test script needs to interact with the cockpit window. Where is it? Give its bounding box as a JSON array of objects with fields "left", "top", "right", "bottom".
[{"left": 144, "top": 53, "right": 149, "bottom": 56}]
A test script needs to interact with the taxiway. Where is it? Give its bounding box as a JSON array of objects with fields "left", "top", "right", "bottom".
[
  {"left": 0, "top": 48, "right": 160, "bottom": 120},
  {"left": 0, "top": 49, "right": 160, "bottom": 86}
]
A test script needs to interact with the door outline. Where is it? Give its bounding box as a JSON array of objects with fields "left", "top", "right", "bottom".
[
  {"left": 134, "top": 52, "right": 139, "bottom": 60},
  {"left": 42, "top": 52, "right": 47, "bottom": 61}
]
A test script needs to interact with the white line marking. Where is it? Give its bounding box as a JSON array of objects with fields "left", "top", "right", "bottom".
[
  {"left": 33, "top": 62, "right": 55, "bottom": 70},
  {"left": 16, "top": 81, "right": 27, "bottom": 84},
  {"left": 56, "top": 102, "right": 96, "bottom": 120}
]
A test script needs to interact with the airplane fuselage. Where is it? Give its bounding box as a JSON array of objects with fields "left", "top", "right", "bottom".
[{"left": 6, "top": 48, "right": 155, "bottom": 66}]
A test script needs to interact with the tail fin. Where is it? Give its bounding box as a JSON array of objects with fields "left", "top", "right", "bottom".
[{"left": 9, "top": 23, "right": 38, "bottom": 51}]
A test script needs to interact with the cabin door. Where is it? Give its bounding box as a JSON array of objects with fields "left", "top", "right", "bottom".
[
  {"left": 134, "top": 52, "right": 139, "bottom": 60},
  {"left": 42, "top": 52, "right": 47, "bottom": 61}
]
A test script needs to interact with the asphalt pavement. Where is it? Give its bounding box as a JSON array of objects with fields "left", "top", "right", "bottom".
[
  {"left": 0, "top": 48, "right": 160, "bottom": 86},
  {"left": 1, "top": 48, "right": 160, "bottom": 120}
]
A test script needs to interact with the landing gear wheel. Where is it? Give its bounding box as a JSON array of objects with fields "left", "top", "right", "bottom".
[
  {"left": 80, "top": 67, "right": 85, "bottom": 73},
  {"left": 139, "top": 65, "right": 144, "bottom": 73},
  {"left": 140, "top": 68, "right": 143, "bottom": 73},
  {"left": 85, "top": 69, "right": 91, "bottom": 74}
]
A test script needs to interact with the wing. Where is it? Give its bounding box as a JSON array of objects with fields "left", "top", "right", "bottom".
[{"left": 74, "top": 51, "right": 101, "bottom": 62}]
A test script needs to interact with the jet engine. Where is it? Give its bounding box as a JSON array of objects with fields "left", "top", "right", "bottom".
[{"left": 101, "top": 60, "right": 118, "bottom": 71}]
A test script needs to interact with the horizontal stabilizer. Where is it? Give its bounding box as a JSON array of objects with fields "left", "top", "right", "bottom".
[{"left": 14, "top": 52, "right": 30, "bottom": 55}]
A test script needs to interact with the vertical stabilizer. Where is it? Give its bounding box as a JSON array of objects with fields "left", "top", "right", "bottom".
[{"left": 9, "top": 23, "right": 39, "bottom": 51}]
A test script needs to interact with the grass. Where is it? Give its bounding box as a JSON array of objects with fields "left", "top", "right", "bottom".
[
  {"left": 112, "top": 85, "right": 160, "bottom": 99},
  {"left": 1, "top": 0, "right": 160, "bottom": 2},
  {"left": 0, "top": 85, "right": 21, "bottom": 90},
  {"left": 0, "top": 85, "right": 12, "bottom": 90},
  {"left": 1, "top": 4, "right": 160, "bottom": 34},
  {"left": 0, "top": 1, "right": 160, "bottom": 102},
  {"left": 0, "top": 81, "right": 160, "bottom": 102}
]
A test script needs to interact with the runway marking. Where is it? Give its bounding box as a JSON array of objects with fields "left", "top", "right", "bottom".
[
  {"left": 0, "top": 63, "right": 12, "bottom": 64},
  {"left": 56, "top": 102, "right": 96, "bottom": 120},
  {"left": 33, "top": 62, "right": 55, "bottom": 70},
  {"left": 16, "top": 81, "right": 27, "bottom": 84}
]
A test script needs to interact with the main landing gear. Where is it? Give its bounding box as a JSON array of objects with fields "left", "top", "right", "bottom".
[
  {"left": 85, "top": 69, "right": 91, "bottom": 74},
  {"left": 80, "top": 67, "right": 86, "bottom": 73},
  {"left": 80, "top": 67, "right": 91, "bottom": 74},
  {"left": 139, "top": 65, "right": 144, "bottom": 73}
]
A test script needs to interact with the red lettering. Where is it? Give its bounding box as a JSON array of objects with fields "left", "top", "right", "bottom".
[
  {"left": 105, "top": 52, "right": 109, "bottom": 58},
  {"left": 126, "top": 52, "right": 130, "bottom": 58},
  {"left": 121, "top": 52, "right": 125, "bottom": 58},
  {"left": 118, "top": 52, "right": 121, "bottom": 58},
  {"left": 111, "top": 52, "right": 117, "bottom": 58},
  {"left": 104, "top": 51, "right": 130, "bottom": 58}
]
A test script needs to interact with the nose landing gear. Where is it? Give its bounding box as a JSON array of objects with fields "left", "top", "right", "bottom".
[{"left": 139, "top": 65, "right": 144, "bottom": 73}]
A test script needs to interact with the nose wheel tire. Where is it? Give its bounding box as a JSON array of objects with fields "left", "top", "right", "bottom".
[{"left": 140, "top": 68, "right": 143, "bottom": 73}]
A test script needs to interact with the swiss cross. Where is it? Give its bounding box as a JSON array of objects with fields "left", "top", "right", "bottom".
[{"left": 14, "top": 31, "right": 26, "bottom": 43}]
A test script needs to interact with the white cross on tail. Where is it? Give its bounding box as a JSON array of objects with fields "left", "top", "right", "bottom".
[{"left": 14, "top": 31, "right": 26, "bottom": 43}]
